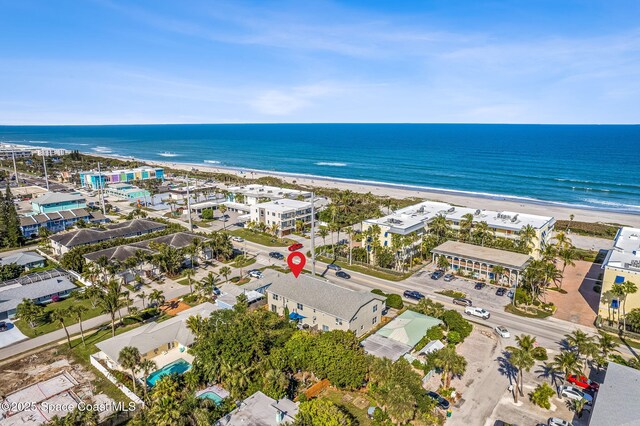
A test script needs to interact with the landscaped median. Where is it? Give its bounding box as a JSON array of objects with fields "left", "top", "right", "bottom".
[
  {"left": 314, "top": 254, "right": 414, "bottom": 282},
  {"left": 226, "top": 229, "right": 297, "bottom": 247}
]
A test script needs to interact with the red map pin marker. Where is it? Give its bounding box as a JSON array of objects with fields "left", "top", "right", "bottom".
[{"left": 287, "top": 252, "right": 306, "bottom": 278}]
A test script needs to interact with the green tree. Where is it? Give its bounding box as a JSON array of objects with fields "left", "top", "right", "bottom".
[
  {"left": 98, "top": 280, "right": 126, "bottom": 336},
  {"left": 219, "top": 266, "right": 232, "bottom": 282},
  {"left": 507, "top": 348, "right": 535, "bottom": 402},
  {"left": 118, "top": 346, "right": 142, "bottom": 394},
  {"left": 60, "top": 249, "right": 86, "bottom": 273},
  {"left": 294, "top": 399, "right": 354, "bottom": 426},
  {"left": 16, "top": 298, "right": 44, "bottom": 328},
  {"left": 139, "top": 359, "right": 157, "bottom": 402},
  {"left": 182, "top": 268, "right": 195, "bottom": 294},
  {"left": 552, "top": 350, "right": 582, "bottom": 383},
  {"left": 385, "top": 293, "right": 403, "bottom": 309},
  {"left": 51, "top": 308, "right": 73, "bottom": 348},
  {"left": 432, "top": 346, "right": 467, "bottom": 388},
  {"left": 67, "top": 305, "right": 88, "bottom": 346},
  {"left": 529, "top": 382, "right": 555, "bottom": 409}
]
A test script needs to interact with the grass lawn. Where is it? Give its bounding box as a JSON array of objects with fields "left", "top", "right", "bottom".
[
  {"left": 58, "top": 323, "right": 144, "bottom": 404},
  {"left": 505, "top": 304, "right": 553, "bottom": 319},
  {"left": 319, "top": 388, "right": 373, "bottom": 425},
  {"left": 226, "top": 229, "right": 296, "bottom": 247},
  {"left": 14, "top": 296, "right": 105, "bottom": 338},
  {"left": 176, "top": 277, "right": 192, "bottom": 286},
  {"left": 316, "top": 255, "right": 412, "bottom": 282},
  {"left": 436, "top": 289, "right": 467, "bottom": 299}
]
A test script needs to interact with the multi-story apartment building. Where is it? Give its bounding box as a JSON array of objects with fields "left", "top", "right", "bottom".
[
  {"left": 250, "top": 199, "right": 313, "bottom": 236},
  {"left": 226, "top": 184, "right": 312, "bottom": 206},
  {"left": 104, "top": 183, "right": 150, "bottom": 200},
  {"left": 362, "top": 201, "right": 555, "bottom": 260},
  {"left": 31, "top": 192, "right": 87, "bottom": 214},
  {"left": 79, "top": 166, "right": 164, "bottom": 189},
  {"left": 20, "top": 208, "right": 108, "bottom": 238},
  {"left": 598, "top": 227, "right": 640, "bottom": 322},
  {"left": 266, "top": 274, "right": 385, "bottom": 337}
]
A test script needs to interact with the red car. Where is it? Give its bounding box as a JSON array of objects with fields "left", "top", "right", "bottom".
[
  {"left": 567, "top": 375, "right": 600, "bottom": 391},
  {"left": 288, "top": 243, "right": 304, "bottom": 252}
]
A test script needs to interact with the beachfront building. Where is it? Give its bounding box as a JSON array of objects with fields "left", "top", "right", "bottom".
[
  {"left": 19, "top": 208, "right": 108, "bottom": 238},
  {"left": 79, "top": 166, "right": 164, "bottom": 190},
  {"left": 33, "top": 147, "right": 71, "bottom": 157},
  {"left": 250, "top": 199, "right": 313, "bottom": 236},
  {"left": 0, "top": 144, "right": 32, "bottom": 159},
  {"left": 267, "top": 273, "right": 385, "bottom": 336},
  {"left": 431, "top": 240, "right": 532, "bottom": 285},
  {"left": 217, "top": 391, "right": 299, "bottom": 426},
  {"left": 598, "top": 227, "right": 640, "bottom": 322},
  {"left": 94, "top": 303, "right": 219, "bottom": 381},
  {"left": 0, "top": 269, "right": 77, "bottom": 320},
  {"left": 31, "top": 192, "right": 86, "bottom": 214},
  {"left": 104, "top": 183, "right": 150, "bottom": 200},
  {"left": 361, "top": 201, "right": 555, "bottom": 262},
  {"left": 226, "top": 184, "right": 312, "bottom": 206},
  {"left": 49, "top": 218, "right": 166, "bottom": 255}
]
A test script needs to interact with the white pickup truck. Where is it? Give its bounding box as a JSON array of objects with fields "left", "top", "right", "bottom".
[{"left": 464, "top": 306, "right": 490, "bottom": 319}]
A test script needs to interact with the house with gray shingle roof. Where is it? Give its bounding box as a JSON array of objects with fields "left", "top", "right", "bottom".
[
  {"left": 266, "top": 273, "right": 385, "bottom": 336},
  {"left": 0, "top": 251, "right": 46, "bottom": 270},
  {"left": 0, "top": 270, "right": 77, "bottom": 319}
]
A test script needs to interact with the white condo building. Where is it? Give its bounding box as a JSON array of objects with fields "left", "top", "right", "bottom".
[{"left": 250, "top": 199, "right": 313, "bottom": 236}]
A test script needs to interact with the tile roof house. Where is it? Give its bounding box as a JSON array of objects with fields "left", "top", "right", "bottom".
[
  {"left": 216, "top": 391, "right": 299, "bottom": 426},
  {"left": 0, "top": 270, "right": 77, "bottom": 320},
  {"left": 266, "top": 273, "right": 385, "bottom": 336},
  {"left": 0, "top": 251, "right": 46, "bottom": 270},
  {"left": 50, "top": 219, "right": 166, "bottom": 255}
]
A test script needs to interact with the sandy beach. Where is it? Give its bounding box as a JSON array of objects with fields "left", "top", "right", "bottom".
[{"left": 125, "top": 157, "right": 640, "bottom": 228}]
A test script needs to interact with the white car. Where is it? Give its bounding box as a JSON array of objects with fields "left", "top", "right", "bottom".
[
  {"left": 559, "top": 385, "right": 593, "bottom": 403},
  {"left": 548, "top": 418, "right": 573, "bottom": 426},
  {"left": 494, "top": 325, "right": 510, "bottom": 338},
  {"left": 232, "top": 236, "right": 244, "bottom": 242},
  {"left": 464, "top": 306, "right": 490, "bottom": 319},
  {"left": 248, "top": 270, "right": 262, "bottom": 278}
]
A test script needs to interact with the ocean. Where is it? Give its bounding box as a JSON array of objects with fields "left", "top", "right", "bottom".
[{"left": 0, "top": 124, "right": 639, "bottom": 214}]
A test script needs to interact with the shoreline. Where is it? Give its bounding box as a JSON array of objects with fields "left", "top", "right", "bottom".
[{"left": 94, "top": 153, "right": 640, "bottom": 228}]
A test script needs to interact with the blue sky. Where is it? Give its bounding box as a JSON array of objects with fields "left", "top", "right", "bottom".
[{"left": 1, "top": 0, "right": 639, "bottom": 124}]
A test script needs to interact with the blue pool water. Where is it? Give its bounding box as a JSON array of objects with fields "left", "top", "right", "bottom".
[
  {"left": 198, "top": 391, "right": 224, "bottom": 404},
  {"left": 1, "top": 124, "right": 639, "bottom": 213},
  {"left": 146, "top": 358, "right": 192, "bottom": 386}
]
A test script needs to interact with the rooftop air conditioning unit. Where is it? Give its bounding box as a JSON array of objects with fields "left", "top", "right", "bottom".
[{"left": 474, "top": 209, "right": 481, "bottom": 216}]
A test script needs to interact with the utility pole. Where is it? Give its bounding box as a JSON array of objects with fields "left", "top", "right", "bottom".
[
  {"left": 185, "top": 175, "right": 193, "bottom": 232},
  {"left": 41, "top": 152, "right": 49, "bottom": 190},
  {"left": 97, "top": 162, "right": 106, "bottom": 215},
  {"left": 11, "top": 145, "right": 19, "bottom": 185},
  {"left": 310, "top": 191, "right": 316, "bottom": 276}
]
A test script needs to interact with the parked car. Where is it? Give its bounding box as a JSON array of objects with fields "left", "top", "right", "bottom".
[
  {"left": 443, "top": 273, "right": 455, "bottom": 282},
  {"left": 453, "top": 298, "right": 473, "bottom": 307},
  {"left": 464, "top": 306, "right": 490, "bottom": 319},
  {"left": 494, "top": 325, "right": 510, "bottom": 338},
  {"left": 507, "top": 290, "right": 514, "bottom": 299},
  {"left": 426, "top": 391, "right": 450, "bottom": 410},
  {"left": 559, "top": 385, "right": 593, "bottom": 403},
  {"left": 269, "top": 252, "right": 284, "bottom": 260},
  {"left": 430, "top": 271, "right": 444, "bottom": 280},
  {"left": 474, "top": 282, "right": 486, "bottom": 290},
  {"left": 213, "top": 286, "right": 221, "bottom": 296},
  {"left": 248, "top": 269, "right": 263, "bottom": 278},
  {"left": 548, "top": 418, "right": 573, "bottom": 426},
  {"left": 403, "top": 290, "right": 425, "bottom": 300},
  {"left": 232, "top": 236, "right": 244, "bottom": 242},
  {"left": 495, "top": 287, "right": 506, "bottom": 296},
  {"left": 0, "top": 321, "right": 8, "bottom": 332},
  {"left": 327, "top": 263, "right": 342, "bottom": 271},
  {"left": 567, "top": 375, "right": 600, "bottom": 391},
  {"left": 336, "top": 271, "right": 351, "bottom": 279},
  {"left": 288, "top": 243, "right": 304, "bottom": 252}
]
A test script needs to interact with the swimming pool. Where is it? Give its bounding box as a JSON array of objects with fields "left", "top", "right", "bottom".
[
  {"left": 146, "top": 358, "right": 192, "bottom": 386},
  {"left": 198, "top": 391, "right": 224, "bottom": 404}
]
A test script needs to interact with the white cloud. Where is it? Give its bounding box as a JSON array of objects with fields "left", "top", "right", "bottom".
[{"left": 249, "top": 84, "right": 340, "bottom": 116}]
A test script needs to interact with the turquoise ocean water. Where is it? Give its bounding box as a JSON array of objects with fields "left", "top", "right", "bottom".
[{"left": 0, "top": 124, "right": 638, "bottom": 214}]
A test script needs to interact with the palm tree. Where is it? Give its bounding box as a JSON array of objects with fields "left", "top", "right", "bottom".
[
  {"left": 149, "top": 289, "right": 165, "bottom": 308},
  {"left": 622, "top": 281, "right": 638, "bottom": 333},
  {"left": 139, "top": 359, "right": 157, "bottom": 402},
  {"left": 597, "top": 332, "right": 617, "bottom": 365},
  {"left": 610, "top": 283, "right": 626, "bottom": 326},
  {"left": 182, "top": 268, "right": 195, "bottom": 294},
  {"left": 507, "top": 348, "right": 535, "bottom": 401},
  {"left": 507, "top": 334, "right": 538, "bottom": 397},
  {"left": 429, "top": 214, "right": 450, "bottom": 242},
  {"left": 186, "top": 314, "right": 205, "bottom": 335},
  {"left": 219, "top": 266, "right": 232, "bottom": 282},
  {"left": 554, "top": 231, "right": 573, "bottom": 251},
  {"left": 269, "top": 222, "right": 279, "bottom": 238},
  {"left": 118, "top": 346, "right": 141, "bottom": 394},
  {"left": 558, "top": 247, "right": 576, "bottom": 289},
  {"left": 459, "top": 213, "right": 474, "bottom": 242},
  {"left": 473, "top": 221, "right": 492, "bottom": 247},
  {"left": 492, "top": 265, "right": 506, "bottom": 285},
  {"left": 566, "top": 329, "right": 596, "bottom": 366},
  {"left": 68, "top": 305, "right": 88, "bottom": 346},
  {"left": 200, "top": 272, "right": 219, "bottom": 296},
  {"left": 552, "top": 350, "right": 582, "bottom": 383},
  {"left": 432, "top": 346, "right": 467, "bottom": 388},
  {"left": 345, "top": 226, "right": 355, "bottom": 265},
  {"left": 219, "top": 204, "right": 228, "bottom": 229},
  {"left": 51, "top": 308, "right": 72, "bottom": 348},
  {"left": 318, "top": 227, "right": 329, "bottom": 254},
  {"left": 137, "top": 291, "right": 147, "bottom": 309},
  {"left": 98, "top": 280, "right": 125, "bottom": 337},
  {"left": 519, "top": 225, "right": 537, "bottom": 254}
]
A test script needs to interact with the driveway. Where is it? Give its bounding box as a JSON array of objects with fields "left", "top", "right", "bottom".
[{"left": 0, "top": 321, "right": 28, "bottom": 348}]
